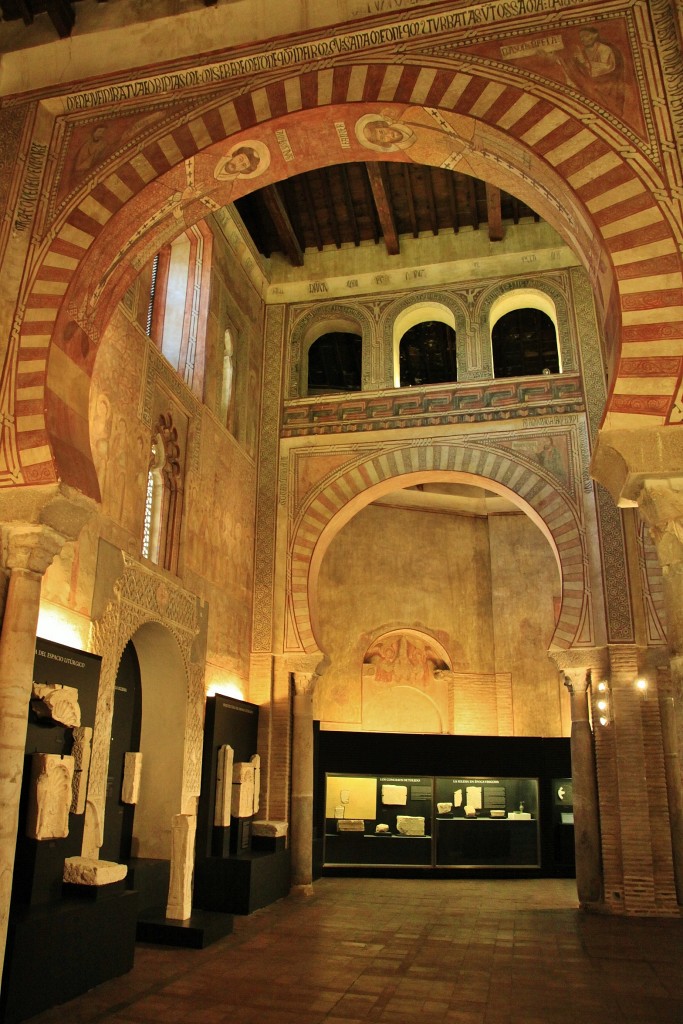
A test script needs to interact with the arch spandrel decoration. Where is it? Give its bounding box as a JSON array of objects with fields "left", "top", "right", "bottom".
[
  {"left": 286, "top": 439, "right": 593, "bottom": 656},
  {"left": 4, "top": 30, "right": 682, "bottom": 488}
]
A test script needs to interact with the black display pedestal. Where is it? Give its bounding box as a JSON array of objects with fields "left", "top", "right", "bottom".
[
  {"left": 136, "top": 909, "right": 233, "bottom": 949},
  {"left": 194, "top": 846, "right": 290, "bottom": 915},
  {"left": 1, "top": 890, "right": 139, "bottom": 1024}
]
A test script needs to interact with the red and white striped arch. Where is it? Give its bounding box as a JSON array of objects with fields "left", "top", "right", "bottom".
[
  {"left": 287, "top": 443, "right": 592, "bottom": 655},
  {"left": 12, "top": 60, "right": 683, "bottom": 491}
]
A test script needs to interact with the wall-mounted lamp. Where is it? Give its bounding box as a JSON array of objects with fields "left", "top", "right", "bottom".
[
  {"left": 635, "top": 677, "right": 648, "bottom": 697},
  {"left": 595, "top": 680, "right": 611, "bottom": 726}
]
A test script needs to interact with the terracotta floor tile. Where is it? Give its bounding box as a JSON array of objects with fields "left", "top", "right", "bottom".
[{"left": 15, "top": 878, "right": 683, "bottom": 1024}]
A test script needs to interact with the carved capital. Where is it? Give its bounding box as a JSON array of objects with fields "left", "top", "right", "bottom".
[
  {"left": 562, "top": 668, "right": 591, "bottom": 697},
  {"left": 292, "top": 671, "right": 317, "bottom": 696},
  {"left": 549, "top": 646, "right": 609, "bottom": 678},
  {"left": 1, "top": 524, "right": 65, "bottom": 576},
  {"left": 590, "top": 428, "right": 683, "bottom": 507}
]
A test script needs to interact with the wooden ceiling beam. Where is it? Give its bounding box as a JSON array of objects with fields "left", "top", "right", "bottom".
[
  {"left": 360, "top": 167, "right": 381, "bottom": 244},
  {"left": 260, "top": 184, "right": 305, "bottom": 267},
  {"left": 447, "top": 172, "right": 460, "bottom": 234},
  {"left": 466, "top": 175, "right": 479, "bottom": 231},
  {"left": 340, "top": 166, "right": 361, "bottom": 247},
  {"left": 403, "top": 165, "right": 419, "bottom": 238},
  {"left": 46, "top": 0, "right": 75, "bottom": 36},
  {"left": 302, "top": 175, "right": 324, "bottom": 251},
  {"left": 323, "top": 168, "right": 342, "bottom": 249},
  {"left": 426, "top": 167, "right": 439, "bottom": 236},
  {"left": 366, "top": 162, "right": 400, "bottom": 256},
  {"left": 486, "top": 183, "right": 504, "bottom": 242}
]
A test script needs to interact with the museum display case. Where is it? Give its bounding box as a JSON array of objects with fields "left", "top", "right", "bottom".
[
  {"left": 324, "top": 774, "right": 433, "bottom": 866},
  {"left": 434, "top": 776, "right": 540, "bottom": 867},
  {"left": 323, "top": 772, "right": 543, "bottom": 869}
]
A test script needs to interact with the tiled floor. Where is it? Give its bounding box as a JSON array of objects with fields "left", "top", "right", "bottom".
[{"left": 22, "top": 877, "right": 683, "bottom": 1024}]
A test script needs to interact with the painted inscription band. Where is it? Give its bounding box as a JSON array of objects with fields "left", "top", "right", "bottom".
[{"left": 65, "top": 0, "right": 577, "bottom": 111}]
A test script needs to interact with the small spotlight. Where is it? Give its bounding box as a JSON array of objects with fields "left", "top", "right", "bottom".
[
  {"left": 597, "top": 680, "right": 608, "bottom": 692},
  {"left": 635, "top": 678, "right": 648, "bottom": 694},
  {"left": 599, "top": 715, "right": 609, "bottom": 727},
  {"left": 597, "top": 699, "right": 608, "bottom": 712}
]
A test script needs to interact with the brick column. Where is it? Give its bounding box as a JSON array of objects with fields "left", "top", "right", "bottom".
[
  {"left": 0, "top": 525, "right": 65, "bottom": 979},
  {"left": 609, "top": 646, "right": 677, "bottom": 914},
  {"left": 290, "top": 670, "right": 316, "bottom": 894},
  {"left": 563, "top": 667, "right": 602, "bottom": 905},
  {"left": 638, "top": 478, "right": 683, "bottom": 906}
]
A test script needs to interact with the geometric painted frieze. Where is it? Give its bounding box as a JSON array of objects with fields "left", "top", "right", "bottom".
[{"left": 282, "top": 375, "right": 583, "bottom": 437}]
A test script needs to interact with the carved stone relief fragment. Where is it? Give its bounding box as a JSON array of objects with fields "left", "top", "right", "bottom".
[
  {"left": 31, "top": 683, "right": 81, "bottom": 728},
  {"left": 26, "top": 754, "right": 75, "bottom": 840},
  {"left": 70, "top": 726, "right": 93, "bottom": 815}
]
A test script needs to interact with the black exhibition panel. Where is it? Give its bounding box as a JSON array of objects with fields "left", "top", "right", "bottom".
[
  {"left": 193, "top": 695, "right": 290, "bottom": 915},
  {"left": 316, "top": 730, "right": 574, "bottom": 877},
  {"left": 1, "top": 639, "right": 139, "bottom": 1024}
]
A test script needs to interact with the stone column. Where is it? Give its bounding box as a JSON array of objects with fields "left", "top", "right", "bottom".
[
  {"left": 290, "top": 670, "right": 316, "bottom": 894},
  {"left": 563, "top": 668, "right": 602, "bottom": 905},
  {"left": 0, "top": 525, "right": 64, "bottom": 977}
]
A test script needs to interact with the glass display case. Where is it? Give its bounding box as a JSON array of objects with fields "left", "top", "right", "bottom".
[
  {"left": 323, "top": 773, "right": 432, "bottom": 866},
  {"left": 323, "top": 773, "right": 542, "bottom": 869},
  {"left": 434, "top": 776, "right": 540, "bottom": 867}
]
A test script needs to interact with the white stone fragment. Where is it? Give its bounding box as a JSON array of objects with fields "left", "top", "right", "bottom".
[
  {"left": 437, "top": 802, "right": 452, "bottom": 814},
  {"left": 231, "top": 762, "right": 255, "bottom": 818},
  {"left": 381, "top": 784, "right": 408, "bottom": 806},
  {"left": 214, "top": 744, "right": 234, "bottom": 826},
  {"left": 252, "top": 820, "right": 288, "bottom": 838},
  {"left": 26, "top": 753, "right": 75, "bottom": 840},
  {"left": 337, "top": 818, "right": 364, "bottom": 832},
  {"left": 121, "top": 751, "right": 143, "bottom": 804},
  {"left": 250, "top": 753, "right": 261, "bottom": 815},
  {"left": 166, "top": 814, "right": 197, "bottom": 921},
  {"left": 70, "top": 726, "right": 93, "bottom": 814},
  {"left": 396, "top": 815, "right": 425, "bottom": 837},
  {"left": 31, "top": 683, "right": 81, "bottom": 728},
  {"left": 63, "top": 856, "right": 127, "bottom": 886}
]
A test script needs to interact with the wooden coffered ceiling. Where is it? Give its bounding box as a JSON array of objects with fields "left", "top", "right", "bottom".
[
  {"left": 234, "top": 162, "right": 541, "bottom": 267},
  {"left": 0, "top": 0, "right": 217, "bottom": 37}
]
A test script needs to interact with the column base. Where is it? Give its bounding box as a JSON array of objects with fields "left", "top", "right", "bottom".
[{"left": 290, "top": 883, "right": 314, "bottom": 897}]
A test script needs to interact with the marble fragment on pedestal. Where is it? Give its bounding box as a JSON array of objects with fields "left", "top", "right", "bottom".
[
  {"left": 31, "top": 683, "right": 81, "bottom": 728},
  {"left": 214, "top": 744, "right": 234, "bottom": 826},
  {"left": 70, "top": 726, "right": 93, "bottom": 814},
  {"left": 166, "top": 814, "right": 197, "bottom": 921},
  {"left": 252, "top": 819, "right": 288, "bottom": 838},
  {"left": 334, "top": 804, "right": 345, "bottom": 818},
  {"left": 375, "top": 823, "right": 390, "bottom": 834},
  {"left": 396, "top": 815, "right": 425, "bottom": 836},
  {"left": 437, "top": 802, "right": 452, "bottom": 814},
  {"left": 121, "top": 751, "right": 143, "bottom": 804},
  {"left": 231, "top": 762, "right": 255, "bottom": 818},
  {"left": 250, "top": 753, "right": 261, "bottom": 814},
  {"left": 63, "top": 856, "right": 128, "bottom": 886},
  {"left": 337, "top": 818, "right": 364, "bottom": 832},
  {"left": 26, "top": 753, "right": 75, "bottom": 840},
  {"left": 381, "top": 784, "right": 408, "bottom": 806}
]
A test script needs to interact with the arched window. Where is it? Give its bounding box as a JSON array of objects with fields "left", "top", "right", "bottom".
[
  {"left": 492, "top": 308, "right": 559, "bottom": 378},
  {"left": 307, "top": 331, "right": 362, "bottom": 394},
  {"left": 399, "top": 320, "right": 457, "bottom": 386},
  {"left": 141, "top": 413, "right": 183, "bottom": 573},
  {"left": 146, "top": 224, "right": 212, "bottom": 400}
]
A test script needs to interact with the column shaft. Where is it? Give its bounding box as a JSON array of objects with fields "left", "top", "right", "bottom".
[
  {"left": 0, "top": 568, "right": 43, "bottom": 978},
  {"left": 567, "top": 676, "right": 602, "bottom": 904},
  {"left": 290, "top": 687, "right": 314, "bottom": 892}
]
